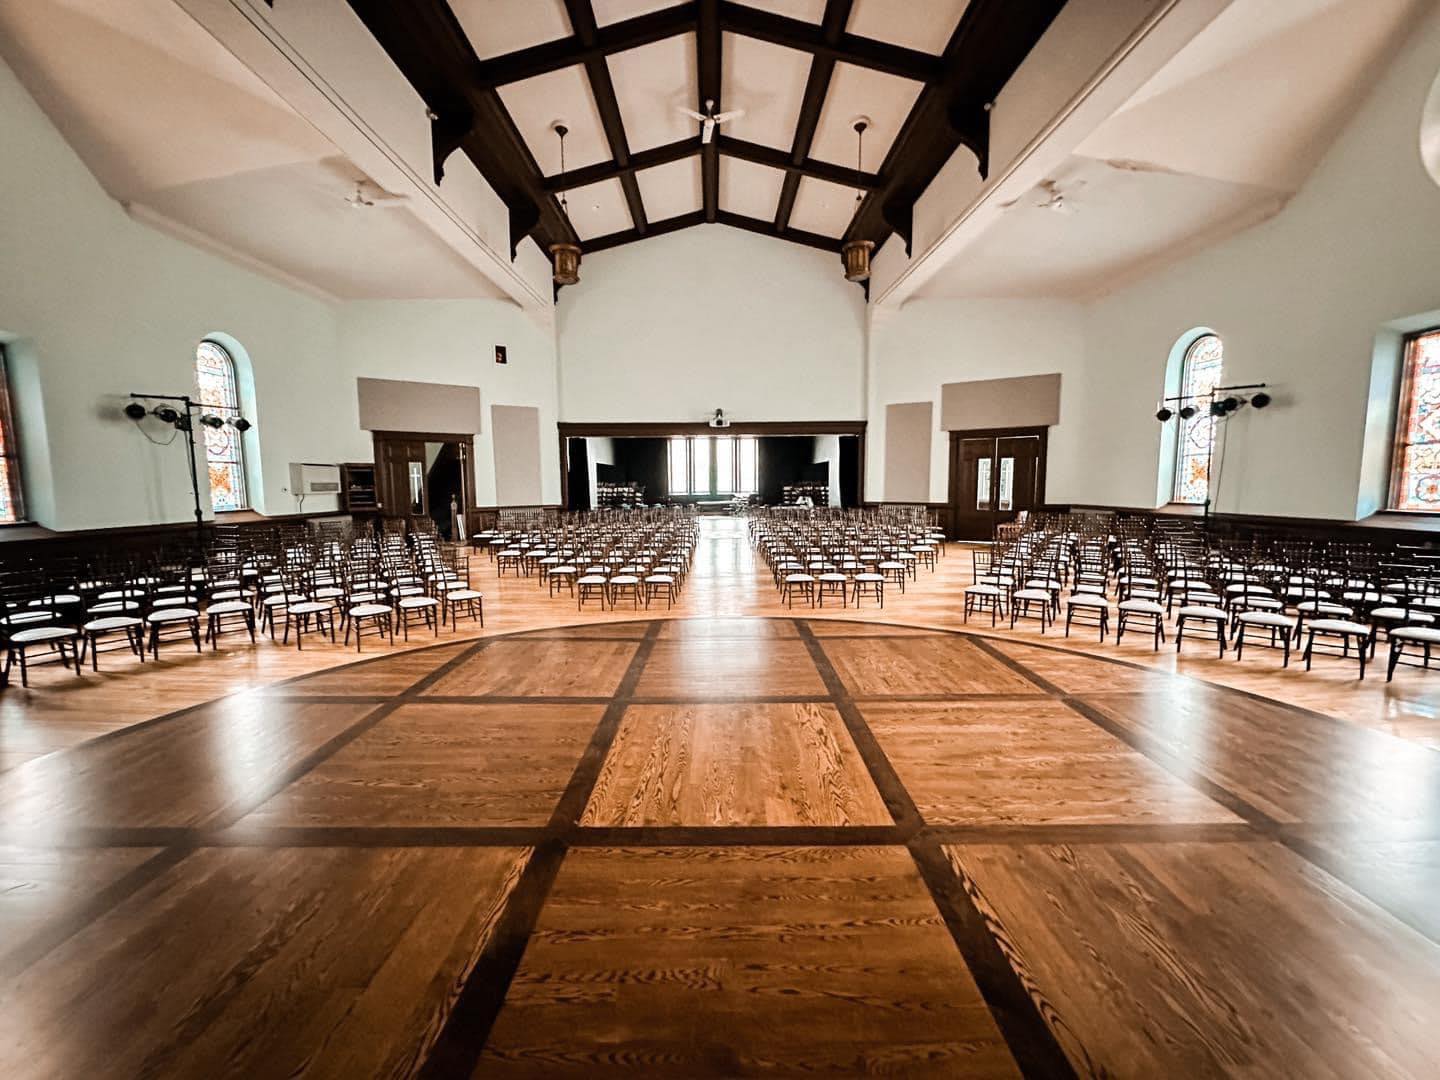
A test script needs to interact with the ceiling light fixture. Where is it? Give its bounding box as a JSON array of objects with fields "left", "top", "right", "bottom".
[
  {"left": 841, "top": 117, "right": 874, "bottom": 283},
  {"left": 549, "top": 122, "right": 581, "bottom": 287}
]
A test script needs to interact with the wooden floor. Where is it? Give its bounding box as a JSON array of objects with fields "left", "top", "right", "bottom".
[{"left": 5, "top": 520, "right": 1440, "bottom": 1075}]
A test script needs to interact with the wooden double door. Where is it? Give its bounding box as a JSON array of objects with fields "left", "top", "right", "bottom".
[
  {"left": 949, "top": 428, "right": 1046, "bottom": 541},
  {"left": 373, "top": 431, "right": 474, "bottom": 539}
]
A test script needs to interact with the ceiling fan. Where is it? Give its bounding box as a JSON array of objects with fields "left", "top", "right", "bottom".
[{"left": 678, "top": 99, "right": 745, "bottom": 144}]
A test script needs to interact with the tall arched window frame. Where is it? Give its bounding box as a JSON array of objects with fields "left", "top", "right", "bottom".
[
  {"left": 195, "top": 340, "right": 248, "bottom": 512},
  {"left": 1174, "top": 333, "right": 1224, "bottom": 504}
]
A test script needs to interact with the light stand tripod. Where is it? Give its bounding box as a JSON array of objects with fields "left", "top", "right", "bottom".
[{"left": 125, "top": 392, "right": 249, "bottom": 543}]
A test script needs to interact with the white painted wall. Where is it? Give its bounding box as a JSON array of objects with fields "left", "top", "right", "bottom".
[
  {"left": 1076, "top": 3, "right": 1440, "bottom": 520},
  {"left": 866, "top": 5, "right": 1440, "bottom": 522},
  {"left": 556, "top": 226, "right": 867, "bottom": 424},
  {"left": 0, "top": 56, "right": 558, "bottom": 531},
  {"left": 866, "top": 300, "right": 1086, "bottom": 504}
]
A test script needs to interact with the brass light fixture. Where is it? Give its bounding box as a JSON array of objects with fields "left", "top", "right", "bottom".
[
  {"left": 841, "top": 117, "right": 874, "bottom": 283},
  {"left": 549, "top": 122, "right": 581, "bottom": 286}
]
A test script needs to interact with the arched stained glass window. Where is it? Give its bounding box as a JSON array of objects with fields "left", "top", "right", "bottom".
[
  {"left": 195, "top": 340, "right": 247, "bottom": 512},
  {"left": 1391, "top": 328, "right": 1440, "bottom": 511},
  {"left": 1174, "top": 334, "right": 1224, "bottom": 504}
]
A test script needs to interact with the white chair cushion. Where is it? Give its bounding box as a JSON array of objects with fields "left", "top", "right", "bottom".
[
  {"left": 854, "top": 573, "right": 883, "bottom": 583},
  {"left": 398, "top": 596, "right": 439, "bottom": 609},
  {"left": 1236, "top": 611, "right": 1296, "bottom": 629},
  {"left": 1012, "top": 588, "right": 1051, "bottom": 602},
  {"left": 965, "top": 584, "right": 1001, "bottom": 596},
  {"left": 1308, "top": 619, "right": 1370, "bottom": 635},
  {"left": 1370, "top": 607, "right": 1435, "bottom": 623},
  {"left": 146, "top": 608, "right": 200, "bottom": 623},
  {"left": 1177, "top": 605, "right": 1226, "bottom": 619},
  {"left": 785, "top": 574, "right": 816, "bottom": 583},
  {"left": 1118, "top": 600, "right": 1164, "bottom": 615},
  {"left": 11, "top": 625, "right": 79, "bottom": 643},
  {"left": 1067, "top": 595, "right": 1109, "bottom": 609},
  {"left": 578, "top": 575, "right": 608, "bottom": 585},
  {"left": 447, "top": 589, "right": 484, "bottom": 601},
  {"left": 348, "top": 603, "right": 392, "bottom": 617},
  {"left": 1391, "top": 626, "right": 1440, "bottom": 644},
  {"left": 289, "top": 601, "right": 334, "bottom": 615},
  {"left": 84, "top": 616, "right": 143, "bottom": 632},
  {"left": 206, "top": 601, "right": 253, "bottom": 615}
]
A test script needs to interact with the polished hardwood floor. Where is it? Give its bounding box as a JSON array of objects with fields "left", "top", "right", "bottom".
[{"left": 5, "top": 520, "right": 1440, "bottom": 1075}]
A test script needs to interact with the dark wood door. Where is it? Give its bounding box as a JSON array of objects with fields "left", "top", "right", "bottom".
[
  {"left": 948, "top": 429, "right": 1047, "bottom": 541},
  {"left": 372, "top": 432, "right": 475, "bottom": 529}
]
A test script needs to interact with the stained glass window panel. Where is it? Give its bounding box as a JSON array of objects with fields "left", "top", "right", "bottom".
[
  {"left": 195, "top": 341, "right": 247, "bottom": 512},
  {"left": 0, "top": 345, "right": 22, "bottom": 524},
  {"left": 1174, "top": 334, "right": 1224, "bottom": 504},
  {"left": 1392, "top": 329, "right": 1440, "bottom": 511}
]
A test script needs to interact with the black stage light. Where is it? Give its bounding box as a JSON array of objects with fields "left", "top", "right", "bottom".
[
  {"left": 153, "top": 406, "right": 181, "bottom": 425},
  {"left": 1221, "top": 396, "right": 1240, "bottom": 413},
  {"left": 199, "top": 414, "right": 225, "bottom": 429},
  {"left": 229, "top": 417, "right": 252, "bottom": 432},
  {"left": 1251, "top": 392, "right": 1271, "bottom": 409},
  {"left": 1179, "top": 405, "right": 1197, "bottom": 420},
  {"left": 1209, "top": 401, "right": 1226, "bottom": 417},
  {"left": 123, "top": 402, "right": 147, "bottom": 421},
  {"left": 1155, "top": 407, "right": 1174, "bottom": 422}
]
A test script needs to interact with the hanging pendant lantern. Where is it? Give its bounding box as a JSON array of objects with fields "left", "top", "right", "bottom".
[
  {"left": 841, "top": 118, "right": 872, "bottom": 283},
  {"left": 549, "top": 241, "right": 582, "bottom": 285},
  {"left": 841, "top": 239, "right": 874, "bottom": 282},
  {"left": 550, "top": 122, "right": 582, "bottom": 286}
]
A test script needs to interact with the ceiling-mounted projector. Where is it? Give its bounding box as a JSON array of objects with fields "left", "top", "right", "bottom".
[{"left": 709, "top": 408, "right": 730, "bottom": 429}]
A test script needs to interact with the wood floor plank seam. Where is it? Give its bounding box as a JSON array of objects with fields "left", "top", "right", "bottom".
[
  {"left": 198, "top": 639, "right": 502, "bottom": 833},
  {"left": 417, "top": 621, "right": 664, "bottom": 1076},
  {"left": 796, "top": 619, "right": 1077, "bottom": 1079},
  {"left": 910, "top": 836, "right": 1080, "bottom": 1080},
  {"left": 0, "top": 845, "right": 194, "bottom": 979}
]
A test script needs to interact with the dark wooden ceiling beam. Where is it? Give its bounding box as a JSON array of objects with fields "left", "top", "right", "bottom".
[
  {"left": 584, "top": 209, "right": 838, "bottom": 254},
  {"left": 476, "top": 3, "right": 696, "bottom": 87},
  {"left": 563, "top": 0, "right": 648, "bottom": 234},
  {"left": 718, "top": 3, "right": 940, "bottom": 83},
  {"left": 844, "top": 0, "right": 1066, "bottom": 256},
  {"left": 539, "top": 134, "right": 880, "bottom": 194},
  {"left": 697, "top": 0, "right": 721, "bottom": 221},
  {"left": 346, "top": 0, "right": 575, "bottom": 258},
  {"left": 477, "top": 1, "right": 940, "bottom": 89},
  {"left": 773, "top": 0, "right": 852, "bottom": 232}
]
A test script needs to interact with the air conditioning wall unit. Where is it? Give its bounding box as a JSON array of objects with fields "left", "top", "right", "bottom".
[{"left": 288, "top": 462, "right": 342, "bottom": 495}]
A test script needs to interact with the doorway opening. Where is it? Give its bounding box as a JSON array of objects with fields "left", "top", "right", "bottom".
[
  {"left": 948, "top": 427, "right": 1047, "bottom": 541},
  {"left": 372, "top": 431, "right": 474, "bottom": 540}
]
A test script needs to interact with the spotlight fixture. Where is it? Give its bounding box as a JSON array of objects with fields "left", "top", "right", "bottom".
[
  {"left": 1221, "top": 396, "right": 1241, "bottom": 413},
  {"left": 123, "top": 402, "right": 147, "bottom": 421},
  {"left": 1251, "top": 392, "right": 1271, "bottom": 409},
  {"left": 1179, "top": 405, "right": 1197, "bottom": 420},
  {"left": 199, "top": 413, "right": 225, "bottom": 429},
  {"left": 153, "top": 405, "right": 181, "bottom": 425},
  {"left": 228, "top": 416, "right": 253, "bottom": 432},
  {"left": 1208, "top": 401, "right": 1226, "bottom": 417},
  {"left": 1155, "top": 407, "right": 1174, "bottom": 422}
]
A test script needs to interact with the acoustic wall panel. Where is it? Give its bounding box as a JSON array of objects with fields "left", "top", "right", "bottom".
[
  {"left": 940, "top": 373, "right": 1061, "bottom": 431},
  {"left": 884, "top": 402, "right": 932, "bottom": 503},
  {"left": 357, "top": 377, "right": 482, "bottom": 433},
  {"left": 491, "top": 404, "right": 543, "bottom": 506}
]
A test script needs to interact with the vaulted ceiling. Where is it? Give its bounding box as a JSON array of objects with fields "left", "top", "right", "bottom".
[{"left": 347, "top": 0, "right": 1066, "bottom": 264}]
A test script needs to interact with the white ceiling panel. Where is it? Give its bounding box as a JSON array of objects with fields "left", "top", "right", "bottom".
[
  {"left": 788, "top": 176, "right": 860, "bottom": 237},
  {"left": 846, "top": 0, "right": 971, "bottom": 56},
  {"left": 497, "top": 65, "right": 610, "bottom": 174},
  {"left": 593, "top": 0, "right": 678, "bottom": 25},
  {"left": 451, "top": 0, "right": 572, "bottom": 60},
  {"left": 635, "top": 157, "right": 704, "bottom": 220},
  {"left": 607, "top": 33, "right": 698, "bottom": 153},
  {"left": 719, "top": 157, "right": 786, "bottom": 220},
  {"left": 720, "top": 33, "right": 811, "bottom": 150},
  {"left": 563, "top": 177, "right": 633, "bottom": 240},
  {"left": 742, "top": 0, "right": 828, "bottom": 23},
  {"left": 809, "top": 61, "right": 923, "bottom": 168}
]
